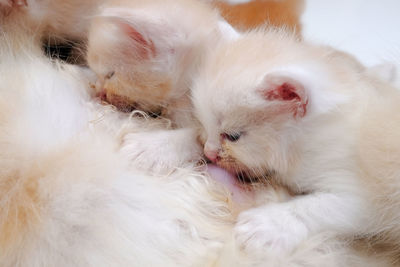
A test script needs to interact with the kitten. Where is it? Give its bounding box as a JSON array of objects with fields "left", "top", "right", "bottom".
[
  {"left": 86, "top": 0, "right": 238, "bottom": 125},
  {"left": 191, "top": 28, "right": 400, "bottom": 255}
]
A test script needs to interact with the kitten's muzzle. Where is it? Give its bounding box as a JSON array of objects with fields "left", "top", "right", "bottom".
[{"left": 204, "top": 149, "right": 220, "bottom": 163}]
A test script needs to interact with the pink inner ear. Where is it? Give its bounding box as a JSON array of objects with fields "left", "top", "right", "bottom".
[
  {"left": 263, "top": 80, "right": 308, "bottom": 118},
  {"left": 266, "top": 83, "right": 300, "bottom": 101},
  {"left": 119, "top": 23, "right": 156, "bottom": 59}
]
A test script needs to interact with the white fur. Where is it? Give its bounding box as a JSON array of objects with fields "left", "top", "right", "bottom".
[
  {"left": 0, "top": 6, "right": 395, "bottom": 267},
  {"left": 192, "top": 29, "right": 400, "bottom": 257},
  {"left": 121, "top": 128, "right": 202, "bottom": 174}
]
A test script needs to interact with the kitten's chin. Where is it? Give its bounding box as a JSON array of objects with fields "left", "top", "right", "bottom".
[
  {"left": 215, "top": 161, "right": 274, "bottom": 185},
  {"left": 104, "top": 92, "right": 137, "bottom": 113}
]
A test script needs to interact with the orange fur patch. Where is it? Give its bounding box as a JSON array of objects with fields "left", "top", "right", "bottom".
[
  {"left": 0, "top": 168, "right": 42, "bottom": 252},
  {"left": 105, "top": 73, "right": 172, "bottom": 111},
  {"left": 215, "top": 0, "right": 304, "bottom": 35}
]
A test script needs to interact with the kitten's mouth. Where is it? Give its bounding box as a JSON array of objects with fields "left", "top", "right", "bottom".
[
  {"left": 207, "top": 159, "right": 268, "bottom": 185},
  {"left": 236, "top": 172, "right": 259, "bottom": 184}
]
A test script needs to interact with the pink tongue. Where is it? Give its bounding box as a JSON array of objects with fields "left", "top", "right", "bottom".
[{"left": 206, "top": 164, "right": 253, "bottom": 203}]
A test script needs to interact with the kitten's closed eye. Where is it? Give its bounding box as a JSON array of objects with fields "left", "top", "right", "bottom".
[
  {"left": 105, "top": 71, "right": 115, "bottom": 80},
  {"left": 221, "top": 132, "right": 241, "bottom": 142}
]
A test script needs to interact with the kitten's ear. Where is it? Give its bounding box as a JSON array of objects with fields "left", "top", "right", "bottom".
[
  {"left": 99, "top": 7, "right": 175, "bottom": 60},
  {"left": 258, "top": 73, "right": 309, "bottom": 117}
]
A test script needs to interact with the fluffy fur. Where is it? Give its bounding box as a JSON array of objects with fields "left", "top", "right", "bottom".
[
  {"left": 86, "top": 0, "right": 236, "bottom": 126},
  {"left": 191, "top": 27, "right": 400, "bottom": 260},
  {"left": 0, "top": 0, "right": 104, "bottom": 40},
  {"left": 0, "top": 18, "right": 391, "bottom": 267},
  {"left": 86, "top": 0, "right": 305, "bottom": 124},
  {"left": 0, "top": 24, "right": 232, "bottom": 266},
  {"left": 214, "top": 0, "right": 304, "bottom": 34},
  {"left": 1, "top": 0, "right": 304, "bottom": 124}
]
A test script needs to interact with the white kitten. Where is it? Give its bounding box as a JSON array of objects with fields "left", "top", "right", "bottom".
[{"left": 192, "top": 28, "right": 400, "bottom": 256}]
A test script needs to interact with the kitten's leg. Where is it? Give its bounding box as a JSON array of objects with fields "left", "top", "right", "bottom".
[
  {"left": 235, "top": 191, "right": 367, "bottom": 254},
  {"left": 120, "top": 128, "right": 202, "bottom": 174}
]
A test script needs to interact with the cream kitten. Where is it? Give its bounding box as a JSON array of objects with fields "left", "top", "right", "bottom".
[
  {"left": 192, "top": 28, "right": 400, "bottom": 254},
  {"left": 86, "top": 0, "right": 238, "bottom": 125}
]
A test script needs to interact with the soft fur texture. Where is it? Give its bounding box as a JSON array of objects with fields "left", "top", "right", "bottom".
[
  {"left": 0, "top": 16, "right": 393, "bottom": 267},
  {"left": 86, "top": 0, "right": 236, "bottom": 126},
  {"left": 0, "top": 23, "right": 235, "bottom": 266},
  {"left": 86, "top": 0, "right": 305, "bottom": 124},
  {"left": 0, "top": 0, "right": 104, "bottom": 40},
  {"left": 214, "top": 0, "right": 304, "bottom": 34},
  {"left": 1, "top": 0, "right": 305, "bottom": 123},
  {"left": 191, "top": 27, "right": 400, "bottom": 261}
]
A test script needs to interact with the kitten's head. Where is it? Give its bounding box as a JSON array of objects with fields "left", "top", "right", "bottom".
[
  {"left": 193, "top": 30, "right": 351, "bottom": 181},
  {"left": 87, "top": 0, "right": 232, "bottom": 114}
]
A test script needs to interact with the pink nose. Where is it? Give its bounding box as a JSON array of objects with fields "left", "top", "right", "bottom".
[{"left": 204, "top": 149, "right": 219, "bottom": 163}]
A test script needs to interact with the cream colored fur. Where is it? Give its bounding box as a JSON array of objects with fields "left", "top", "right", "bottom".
[
  {"left": 191, "top": 27, "right": 400, "bottom": 261},
  {"left": 86, "top": 0, "right": 232, "bottom": 126},
  {"left": 0, "top": 0, "right": 104, "bottom": 40},
  {"left": 0, "top": 17, "right": 393, "bottom": 267}
]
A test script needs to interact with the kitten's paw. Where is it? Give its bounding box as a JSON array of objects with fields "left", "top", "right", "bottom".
[
  {"left": 235, "top": 204, "right": 308, "bottom": 254},
  {"left": 121, "top": 129, "right": 201, "bottom": 173}
]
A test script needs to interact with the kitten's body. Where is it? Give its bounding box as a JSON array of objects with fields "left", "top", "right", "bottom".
[{"left": 192, "top": 28, "right": 400, "bottom": 255}]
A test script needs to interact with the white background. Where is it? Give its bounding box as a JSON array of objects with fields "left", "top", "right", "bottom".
[{"left": 301, "top": 0, "right": 400, "bottom": 67}]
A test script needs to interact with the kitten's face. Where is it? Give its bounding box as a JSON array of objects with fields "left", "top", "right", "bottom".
[
  {"left": 193, "top": 31, "right": 349, "bottom": 181},
  {"left": 87, "top": 15, "right": 183, "bottom": 113},
  {"left": 194, "top": 81, "right": 301, "bottom": 180},
  {"left": 87, "top": 0, "right": 225, "bottom": 115}
]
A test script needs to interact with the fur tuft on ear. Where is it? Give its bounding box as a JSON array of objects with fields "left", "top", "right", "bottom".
[{"left": 259, "top": 73, "right": 308, "bottom": 117}]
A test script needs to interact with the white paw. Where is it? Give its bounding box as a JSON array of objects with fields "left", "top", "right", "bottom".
[
  {"left": 235, "top": 204, "right": 308, "bottom": 254},
  {"left": 120, "top": 128, "right": 201, "bottom": 173}
]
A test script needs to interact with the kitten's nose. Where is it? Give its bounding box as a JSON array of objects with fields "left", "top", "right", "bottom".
[
  {"left": 204, "top": 140, "right": 220, "bottom": 163},
  {"left": 204, "top": 149, "right": 219, "bottom": 163}
]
